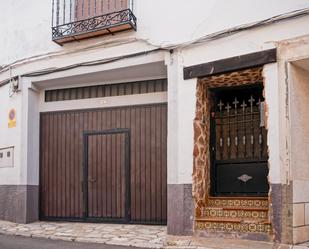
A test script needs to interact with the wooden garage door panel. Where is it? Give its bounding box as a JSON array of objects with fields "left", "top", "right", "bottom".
[
  {"left": 87, "top": 132, "right": 128, "bottom": 219},
  {"left": 129, "top": 105, "right": 167, "bottom": 223},
  {"left": 40, "top": 112, "right": 84, "bottom": 218},
  {"left": 40, "top": 104, "right": 167, "bottom": 224}
]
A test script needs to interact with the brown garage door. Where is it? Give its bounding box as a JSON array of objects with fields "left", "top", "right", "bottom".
[
  {"left": 86, "top": 130, "right": 130, "bottom": 222},
  {"left": 40, "top": 104, "right": 167, "bottom": 224}
]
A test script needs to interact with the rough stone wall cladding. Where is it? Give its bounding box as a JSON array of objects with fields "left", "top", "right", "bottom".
[
  {"left": 167, "top": 184, "right": 194, "bottom": 235},
  {"left": 270, "top": 183, "right": 293, "bottom": 243},
  {"left": 0, "top": 185, "right": 38, "bottom": 224},
  {"left": 193, "top": 67, "right": 264, "bottom": 219},
  {"left": 193, "top": 82, "right": 209, "bottom": 218},
  {"left": 0, "top": 186, "right": 19, "bottom": 222},
  {"left": 282, "top": 183, "right": 293, "bottom": 243}
]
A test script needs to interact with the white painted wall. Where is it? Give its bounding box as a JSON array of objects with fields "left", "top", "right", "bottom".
[
  {"left": 181, "top": 15, "right": 309, "bottom": 68},
  {"left": 1, "top": 0, "right": 309, "bottom": 67},
  {"left": 289, "top": 61, "right": 309, "bottom": 244},
  {"left": 263, "top": 63, "right": 281, "bottom": 185},
  {"left": 167, "top": 51, "right": 197, "bottom": 185},
  {"left": 0, "top": 84, "right": 22, "bottom": 184},
  {"left": 0, "top": 0, "right": 309, "bottom": 86},
  {"left": 273, "top": 37, "right": 309, "bottom": 244},
  {"left": 276, "top": 36, "right": 309, "bottom": 188},
  {"left": 0, "top": 80, "right": 41, "bottom": 186},
  {"left": 290, "top": 65, "right": 309, "bottom": 181}
]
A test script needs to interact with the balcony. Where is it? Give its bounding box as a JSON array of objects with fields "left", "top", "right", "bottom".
[{"left": 52, "top": 0, "right": 136, "bottom": 44}]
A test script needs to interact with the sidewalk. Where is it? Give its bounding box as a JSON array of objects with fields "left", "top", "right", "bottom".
[
  {"left": 0, "top": 220, "right": 166, "bottom": 248},
  {"left": 0, "top": 220, "right": 308, "bottom": 249}
]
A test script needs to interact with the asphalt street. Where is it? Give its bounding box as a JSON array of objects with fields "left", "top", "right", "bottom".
[{"left": 0, "top": 234, "right": 148, "bottom": 249}]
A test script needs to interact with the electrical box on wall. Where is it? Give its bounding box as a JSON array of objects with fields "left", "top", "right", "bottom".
[{"left": 0, "top": 147, "right": 14, "bottom": 168}]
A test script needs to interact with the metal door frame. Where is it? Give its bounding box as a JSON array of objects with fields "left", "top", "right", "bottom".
[{"left": 83, "top": 128, "right": 131, "bottom": 223}]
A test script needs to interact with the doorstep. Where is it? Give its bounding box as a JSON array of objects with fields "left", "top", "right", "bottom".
[{"left": 0, "top": 220, "right": 166, "bottom": 248}]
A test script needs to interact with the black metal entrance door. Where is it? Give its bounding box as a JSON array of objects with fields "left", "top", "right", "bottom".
[
  {"left": 84, "top": 129, "right": 130, "bottom": 222},
  {"left": 210, "top": 86, "right": 269, "bottom": 196}
]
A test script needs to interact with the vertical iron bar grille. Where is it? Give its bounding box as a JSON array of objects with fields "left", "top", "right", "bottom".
[
  {"left": 52, "top": 0, "right": 136, "bottom": 42},
  {"left": 210, "top": 85, "right": 269, "bottom": 196},
  {"left": 211, "top": 88, "right": 268, "bottom": 162}
]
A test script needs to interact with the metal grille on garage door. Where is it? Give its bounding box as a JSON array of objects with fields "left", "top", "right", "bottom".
[{"left": 40, "top": 103, "right": 167, "bottom": 224}]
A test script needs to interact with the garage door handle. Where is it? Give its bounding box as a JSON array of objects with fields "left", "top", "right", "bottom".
[{"left": 88, "top": 178, "right": 96, "bottom": 183}]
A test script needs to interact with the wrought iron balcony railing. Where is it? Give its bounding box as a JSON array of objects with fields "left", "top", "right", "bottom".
[{"left": 52, "top": 0, "right": 136, "bottom": 44}]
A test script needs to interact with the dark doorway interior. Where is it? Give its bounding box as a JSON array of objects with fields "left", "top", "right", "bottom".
[{"left": 209, "top": 84, "right": 269, "bottom": 196}]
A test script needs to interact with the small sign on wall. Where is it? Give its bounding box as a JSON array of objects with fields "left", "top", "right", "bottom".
[
  {"left": 8, "top": 109, "right": 16, "bottom": 128},
  {"left": 0, "top": 147, "right": 14, "bottom": 168}
]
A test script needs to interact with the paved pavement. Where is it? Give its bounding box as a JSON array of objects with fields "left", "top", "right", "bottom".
[
  {"left": 1, "top": 220, "right": 309, "bottom": 249},
  {"left": 0, "top": 220, "right": 166, "bottom": 248},
  {"left": 0, "top": 234, "right": 146, "bottom": 249}
]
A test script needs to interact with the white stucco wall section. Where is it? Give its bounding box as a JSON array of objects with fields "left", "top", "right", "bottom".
[
  {"left": 182, "top": 15, "right": 309, "bottom": 69},
  {"left": 20, "top": 80, "right": 40, "bottom": 186},
  {"left": 0, "top": 84, "right": 22, "bottom": 185},
  {"left": 263, "top": 63, "right": 281, "bottom": 184},
  {"left": 275, "top": 36, "right": 309, "bottom": 244},
  {"left": 290, "top": 65, "right": 309, "bottom": 182},
  {"left": 289, "top": 60, "right": 309, "bottom": 244},
  {"left": 0, "top": 80, "right": 40, "bottom": 186},
  {"left": 277, "top": 35, "right": 309, "bottom": 187},
  {"left": 289, "top": 64, "right": 309, "bottom": 205},
  {"left": 167, "top": 51, "right": 196, "bottom": 185},
  {"left": 177, "top": 78, "right": 196, "bottom": 184},
  {"left": 0, "top": 79, "right": 41, "bottom": 186},
  {"left": 1, "top": 0, "right": 309, "bottom": 67}
]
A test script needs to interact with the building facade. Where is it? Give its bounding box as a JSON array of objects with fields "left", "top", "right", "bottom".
[{"left": 1, "top": 0, "right": 309, "bottom": 245}]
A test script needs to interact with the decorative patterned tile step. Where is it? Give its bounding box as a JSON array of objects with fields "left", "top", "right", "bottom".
[
  {"left": 207, "top": 197, "right": 269, "bottom": 209},
  {"left": 195, "top": 218, "right": 272, "bottom": 234},
  {"left": 201, "top": 207, "right": 268, "bottom": 220},
  {"left": 196, "top": 217, "right": 270, "bottom": 224},
  {"left": 208, "top": 196, "right": 268, "bottom": 199},
  {"left": 223, "top": 206, "right": 269, "bottom": 211}
]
